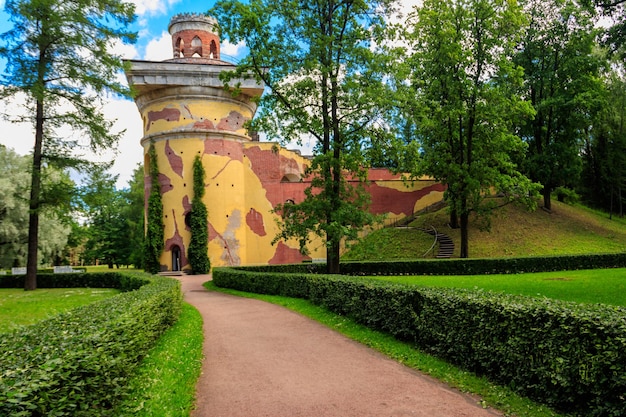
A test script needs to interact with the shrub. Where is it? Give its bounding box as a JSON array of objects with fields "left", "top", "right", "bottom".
[
  {"left": 213, "top": 265, "right": 626, "bottom": 416},
  {"left": 0, "top": 272, "right": 181, "bottom": 416},
  {"left": 188, "top": 155, "right": 210, "bottom": 274}
]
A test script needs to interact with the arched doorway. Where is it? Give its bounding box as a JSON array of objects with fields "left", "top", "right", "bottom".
[{"left": 171, "top": 245, "right": 181, "bottom": 272}]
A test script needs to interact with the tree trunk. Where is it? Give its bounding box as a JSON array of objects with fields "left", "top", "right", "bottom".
[
  {"left": 25, "top": 98, "right": 45, "bottom": 291},
  {"left": 460, "top": 210, "right": 469, "bottom": 258},
  {"left": 543, "top": 187, "right": 552, "bottom": 211},
  {"left": 449, "top": 209, "right": 459, "bottom": 229},
  {"left": 327, "top": 239, "right": 340, "bottom": 274}
]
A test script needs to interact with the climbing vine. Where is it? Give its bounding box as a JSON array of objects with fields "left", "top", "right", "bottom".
[
  {"left": 143, "top": 143, "right": 164, "bottom": 274},
  {"left": 188, "top": 154, "right": 210, "bottom": 274}
]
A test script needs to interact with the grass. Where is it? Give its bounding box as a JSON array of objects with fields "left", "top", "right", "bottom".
[
  {"left": 204, "top": 281, "right": 567, "bottom": 417},
  {"left": 343, "top": 227, "right": 438, "bottom": 260},
  {"left": 112, "top": 303, "right": 204, "bottom": 417},
  {"left": 0, "top": 287, "right": 120, "bottom": 333},
  {"left": 368, "top": 200, "right": 626, "bottom": 259},
  {"left": 374, "top": 268, "right": 626, "bottom": 307}
]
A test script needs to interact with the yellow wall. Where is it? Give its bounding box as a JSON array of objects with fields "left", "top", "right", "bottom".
[{"left": 139, "top": 90, "right": 442, "bottom": 272}]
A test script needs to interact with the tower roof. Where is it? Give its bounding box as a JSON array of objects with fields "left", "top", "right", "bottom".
[{"left": 167, "top": 13, "right": 225, "bottom": 63}]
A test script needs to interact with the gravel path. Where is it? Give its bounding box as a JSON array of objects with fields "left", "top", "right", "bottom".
[{"left": 180, "top": 274, "right": 502, "bottom": 417}]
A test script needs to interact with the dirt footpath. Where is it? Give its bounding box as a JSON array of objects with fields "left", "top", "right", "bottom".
[{"left": 180, "top": 274, "right": 502, "bottom": 417}]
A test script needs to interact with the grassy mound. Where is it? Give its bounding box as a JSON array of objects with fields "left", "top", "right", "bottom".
[{"left": 344, "top": 201, "right": 626, "bottom": 259}]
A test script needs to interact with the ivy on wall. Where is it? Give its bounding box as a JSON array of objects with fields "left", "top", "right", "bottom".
[
  {"left": 143, "top": 143, "right": 164, "bottom": 274},
  {"left": 188, "top": 154, "right": 210, "bottom": 274}
]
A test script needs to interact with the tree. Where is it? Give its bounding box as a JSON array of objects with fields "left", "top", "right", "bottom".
[
  {"left": 593, "top": 0, "right": 626, "bottom": 58},
  {"left": 188, "top": 155, "right": 211, "bottom": 274},
  {"left": 126, "top": 164, "right": 146, "bottom": 268},
  {"left": 212, "top": 0, "right": 398, "bottom": 273},
  {"left": 580, "top": 71, "right": 626, "bottom": 216},
  {"left": 0, "top": 0, "right": 135, "bottom": 289},
  {"left": 79, "top": 165, "right": 138, "bottom": 268},
  {"left": 144, "top": 143, "right": 164, "bottom": 274},
  {"left": 405, "top": 0, "right": 539, "bottom": 258},
  {"left": 514, "top": 0, "right": 604, "bottom": 211},
  {"left": 0, "top": 145, "right": 72, "bottom": 268}
]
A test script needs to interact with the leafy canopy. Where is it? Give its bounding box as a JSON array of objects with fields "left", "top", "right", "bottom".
[{"left": 212, "top": 0, "right": 400, "bottom": 272}]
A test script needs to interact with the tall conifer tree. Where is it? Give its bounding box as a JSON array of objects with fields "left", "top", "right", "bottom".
[{"left": 0, "top": 0, "right": 136, "bottom": 289}]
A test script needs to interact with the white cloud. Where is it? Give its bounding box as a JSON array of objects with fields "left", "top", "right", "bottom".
[
  {"left": 130, "top": 0, "right": 182, "bottom": 17},
  {"left": 111, "top": 38, "right": 140, "bottom": 60},
  {"left": 98, "top": 98, "right": 144, "bottom": 188},
  {"left": 220, "top": 40, "right": 246, "bottom": 60},
  {"left": 0, "top": 93, "right": 36, "bottom": 156},
  {"left": 144, "top": 31, "right": 173, "bottom": 61}
]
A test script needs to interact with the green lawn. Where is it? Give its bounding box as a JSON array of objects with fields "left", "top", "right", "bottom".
[
  {"left": 0, "top": 287, "right": 120, "bottom": 333},
  {"left": 373, "top": 268, "right": 626, "bottom": 307},
  {"left": 113, "top": 303, "right": 204, "bottom": 417}
]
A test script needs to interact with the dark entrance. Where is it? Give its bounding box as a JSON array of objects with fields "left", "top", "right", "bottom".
[{"left": 171, "top": 245, "right": 181, "bottom": 271}]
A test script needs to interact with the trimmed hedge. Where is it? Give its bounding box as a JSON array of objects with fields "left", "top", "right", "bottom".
[
  {"left": 0, "top": 271, "right": 148, "bottom": 291},
  {"left": 236, "top": 252, "right": 626, "bottom": 276},
  {"left": 0, "top": 272, "right": 182, "bottom": 417},
  {"left": 213, "top": 266, "right": 626, "bottom": 416}
]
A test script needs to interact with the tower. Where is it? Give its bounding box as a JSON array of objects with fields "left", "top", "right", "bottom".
[{"left": 124, "top": 13, "right": 276, "bottom": 272}]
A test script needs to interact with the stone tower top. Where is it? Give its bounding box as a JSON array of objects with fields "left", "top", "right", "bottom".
[{"left": 168, "top": 13, "right": 221, "bottom": 61}]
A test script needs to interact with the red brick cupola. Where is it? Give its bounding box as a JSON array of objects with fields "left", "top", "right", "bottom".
[{"left": 168, "top": 13, "right": 221, "bottom": 61}]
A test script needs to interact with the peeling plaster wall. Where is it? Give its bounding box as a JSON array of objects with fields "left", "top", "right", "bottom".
[{"left": 134, "top": 80, "right": 444, "bottom": 272}]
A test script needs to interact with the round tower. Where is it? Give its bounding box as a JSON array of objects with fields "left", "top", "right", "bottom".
[{"left": 125, "top": 13, "right": 265, "bottom": 272}]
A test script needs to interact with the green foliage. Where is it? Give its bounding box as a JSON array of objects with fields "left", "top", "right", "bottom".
[
  {"left": 0, "top": 272, "right": 181, "bottom": 417},
  {"left": 226, "top": 252, "right": 626, "bottom": 276},
  {"left": 553, "top": 187, "right": 580, "bottom": 205},
  {"left": 213, "top": 265, "right": 626, "bottom": 416},
  {"left": 404, "top": 0, "right": 540, "bottom": 258},
  {"left": 0, "top": 0, "right": 136, "bottom": 289},
  {"left": 514, "top": 0, "right": 603, "bottom": 210},
  {"left": 112, "top": 303, "right": 203, "bottom": 416},
  {"left": 0, "top": 146, "right": 72, "bottom": 268},
  {"left": 126, "top": 165, "right": 147, "bottom": 269},
  {"left": 212, "top": 0, "right": 397, "bottom": 273},
  {"left": 580, "top": 72, "right": 626, "bottom": 216},
  {"left": 79, "top": 165, "right": 139, "bottom": 268},
  {"left": 0, "top": 288, "right": 120, "bottom": 333},
  {"left": 144, "top": 144, "right": 164, "bottom": 274},
  {"left": 188, "top": 155, "right": 210, "bottom": 274}
]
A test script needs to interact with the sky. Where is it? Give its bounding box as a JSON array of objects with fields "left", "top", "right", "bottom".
[{"left": 0, "top": 0, "right": 418, "bottom": 188}]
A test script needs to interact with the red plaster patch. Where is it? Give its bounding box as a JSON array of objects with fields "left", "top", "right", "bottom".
[
  {"left": 146, "top": 107, "right": 180, "bottom": 131},
  {"left": 208, "top": 222, "right": 218, "bottom": 241},
  {"left": 246, "top": 208, "right": 266, "bottom": 236},
  {"left": 217, "top": 110, "right": 249, "bottom": 131},
  {"left": 367, "top": 182, "right": 446, "bottom": 215},
  {"left": 204, "top": 139, "right": 244, "bottom": 162},
  {"left": 158, "top": 173, "right": 173, "bottom": 194},
  {"left": 193, "top": 119, "right": 216, "bottom": 129},
  {"left": 269, "top": 241, "right": 311, "bottom": 264},
  {"left": 165, "top": 140, "right": 184, "bottom": 178}
]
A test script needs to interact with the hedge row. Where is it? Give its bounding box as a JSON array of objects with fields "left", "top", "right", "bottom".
[
  {"left": 0, "top": 271, "right": 148, "bottom": 291},
  {"left": 238, "top": 252, "right": 626, "bottom": 276},
  {"left": 0, "top": 272, "right": 182, "bottom": 417},
  {"left": 213, "top": 267, "right": 626, "bottom": 416}
]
